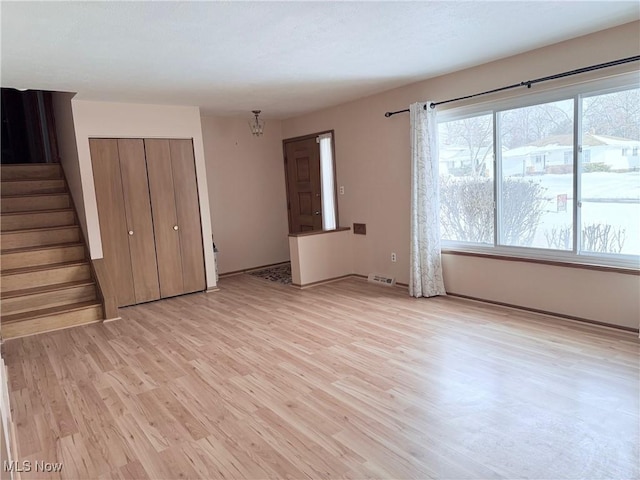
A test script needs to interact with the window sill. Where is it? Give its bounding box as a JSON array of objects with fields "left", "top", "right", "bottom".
[
  {"left": 288, "top": 226, "right": 351, "bottom": 238},
  {"left": 441, "top": 248, "right": 640, "bottom": 276}
]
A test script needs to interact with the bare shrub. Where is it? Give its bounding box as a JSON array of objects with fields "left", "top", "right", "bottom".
[
  {"left": 440, "top": 176, "right": 546, "bottom": 246},
  {"left": 501, "top": 180, "right": 547, "bottom": 246},
  {"left": 582, "top": 223, "right": 626, "bottom": 253},
  {"left": 544, "top": 223, "right": 627, "bottom": 253},
  {"left": 545, "top": 225, "right": 572, "bottom": 250}
]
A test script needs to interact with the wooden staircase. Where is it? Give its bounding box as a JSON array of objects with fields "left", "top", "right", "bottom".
[{"left": 1, "top": 164, "right": 103, "bottom": 339}]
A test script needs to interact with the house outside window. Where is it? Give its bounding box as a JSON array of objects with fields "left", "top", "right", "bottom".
[{"left": 437, "top": 80, "right": 639, "bottom": 268}]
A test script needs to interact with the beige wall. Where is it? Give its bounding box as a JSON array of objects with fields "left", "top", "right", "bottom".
[
  {"left": 71, "top": 100, "right": 217, "bottom": 288},
  {"left": 289, "top": 230, "right": 353, "bottom": 286},
  {"left": 442, "top": 254, "right": 640, "bottom": 330},
  {"left": 201, "top": 116, "right": 290, "bottom": 274},
  {"left": 281, "top": 22, "right": 640, "bottom": 329},
  {"left": 51, "top": 92, "right": 87, "bottom": 240}
]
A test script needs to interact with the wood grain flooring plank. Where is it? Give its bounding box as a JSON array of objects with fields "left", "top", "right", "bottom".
[
  {"left": 55, "top": 432, "right": 96, "bottom": 479},
  {"left": 167, "top": 375, "right": 231, "bottom": 427},
  {"left": 157, "top": 443, "right": 203, "bottom": 480},
  {"left": 14, "top": 409, "right": 42, "bottom": 457},
  {"left": 213, "top": 414, "right": 309, "bottom": 480},
  {"left": 135, "top": 389, "right": 195, "bottom": 447},
  {"left": 111, "top": 413, "right": 175, "bottom": 480},
  {"left": 3, "top": 275, "right": 638, "bottom": 479},
  {"left": 97, "top": 459, "right": 151, "bottom": 480},
  {"left": 195, "top": 434, "right": 271, "bottom": 479},
  {"left": 244, "top": 409, "right": 345, "bottom": 480},
  {"left": 186, "top": 359, "right": 260, "bottom": 418}
]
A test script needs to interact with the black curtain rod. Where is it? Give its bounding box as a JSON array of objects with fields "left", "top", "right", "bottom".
[{"left": 384, "top": 55, "right": 640, "bottom": 118}]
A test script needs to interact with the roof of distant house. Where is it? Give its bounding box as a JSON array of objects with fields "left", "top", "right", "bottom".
[{"left": 528, "top": 133, "right": 640, "bottom": 147}]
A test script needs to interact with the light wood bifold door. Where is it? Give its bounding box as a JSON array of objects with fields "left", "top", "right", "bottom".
[
  {"left": 145, "top": 139, "right": 206, "bottom": 298},
  {"left": 90, "top": 139, "right": 159, "bottom": 306},
  {"left": 90, "top": 138, "right": 206, "bottom": 307}
]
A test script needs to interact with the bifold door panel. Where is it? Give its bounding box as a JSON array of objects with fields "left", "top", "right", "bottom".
[
  {"left": 117, "top": 139, "right": 161, "bottom": 303},
  {"left": 168, "top": 139, "right": 206, "bottom": 294},
  {"left": 90, "top": 139, "right": 138, "bottom": 306},
  {"left": 90, "top": 138, "right": 205, "bottom": 307},
  {"left": 144, "top": 139, "right": 184, "bottom": 298}
]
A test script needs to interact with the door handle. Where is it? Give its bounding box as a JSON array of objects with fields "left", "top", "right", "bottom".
[
  {"left": 314, "top": 211, "right": 320, "bottom": 215},
  {"left": 173, "top": 225, "right": 179, "bottom": 231}
]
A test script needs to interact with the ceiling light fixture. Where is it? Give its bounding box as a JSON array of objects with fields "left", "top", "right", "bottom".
[{"left": 249, "top": 110, "right": 265, "bottom": 137}]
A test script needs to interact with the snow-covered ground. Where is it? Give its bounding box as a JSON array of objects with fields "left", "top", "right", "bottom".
[{"left": 506, "top": 171, "right": 639, "bottom": 255}]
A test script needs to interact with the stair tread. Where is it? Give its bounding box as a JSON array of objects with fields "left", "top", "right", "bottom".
[
  {"left": 1, "top": 208, "right": 74, "bottom": 217},
  {"left": 1, "top": 300, "right": 101, "bottom": 324},
  {"left": 1, "top": 163, "right": 62, "bottom": 168},
  {"left": 1, "top": 242, "right": 84, "bottom": 255},
  {"left": 1, "top": 192, "right": 69, "bottom": 199},
  {"left": 2, "top": 259, "right": 89, "bottom": 276},
  {"left": 1, "top": 280, "right": 95, "bottom": 299},
  {"left": 1, "top": 177, "right": 63, "bottom": 181},
  {"left": 0, "top": 224, "right": 79, "bottom": 235}
]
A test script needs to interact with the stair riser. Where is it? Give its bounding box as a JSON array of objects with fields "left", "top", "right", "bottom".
[
  {"left": 1, "top": 180, "right": 66, "bottom": 196},
  {"left": 1, "top": 265, "right": 91, "bottom": 293},
  {"left": 1, "top": 211, "right": 75, "bottom": 232},
  {"left": 0, "top": 165, "right": 62, "bottom": 181},
  {"left": 1, "top": 285, "right": 97, "bottom": 316},
  {"left": 1, "top": 194, "right": 70, "bottom": 213},
  {"left": 1, "top": 245, "right": 86, "bottom": 270},
  {"left": 1, "top": 305, "right": 103, "bottom": 339},
  {"left": 1, "top": 227, "right": 80, "bottom": 249}
]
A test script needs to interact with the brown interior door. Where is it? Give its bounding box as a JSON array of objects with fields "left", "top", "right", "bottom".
[
  {"left": 117, "top": 139, "right": 160, "bottom": 303},
  {"left": 89, "top": 139, "right": 136, "bottom": 307},
  {"left": 169, "top": 139, "right": 206, "bottom": 294},
  {"left": 144, "top": 139, "right": 185, "bottom": 298},
  {"left": 284, "top": 137, "right": 322, "bottom": 233}
]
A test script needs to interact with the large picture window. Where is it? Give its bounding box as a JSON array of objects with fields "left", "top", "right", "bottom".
[{"left": 438, "top": 82, "right": 639, "bottom": 267}]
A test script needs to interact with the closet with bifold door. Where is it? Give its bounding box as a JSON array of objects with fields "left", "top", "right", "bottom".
[{"left": 90, "top": 138, "right": 206, "bottom": 307}]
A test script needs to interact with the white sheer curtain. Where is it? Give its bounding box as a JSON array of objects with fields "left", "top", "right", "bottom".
[
  {"left": 319, "top": 133, "right": 337, "bottom": 230},
  {"left": 409, "top": 102, "right": 446, "bottom": 298}
]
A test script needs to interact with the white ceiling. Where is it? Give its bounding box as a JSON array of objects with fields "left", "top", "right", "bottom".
[{"left": 1, "top": 1, "right": 638, "bottom": 118}]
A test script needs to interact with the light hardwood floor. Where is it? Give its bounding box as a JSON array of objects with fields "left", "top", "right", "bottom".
[{"left": 2, "top": 275, "right": 638, "bottom": 479}]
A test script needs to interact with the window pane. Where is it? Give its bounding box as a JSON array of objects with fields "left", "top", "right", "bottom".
[
  {"left": 498, "top": 99, "right": 574, "bottom": 249},
  {"left": 319, "top": 133, "right": 336, "bottom": 230},
  {"left": 580, "top": 88, "right": 640, "bottom": 255},
  {"left": 438, "top": 114, "right": 494, "bottom": 244}
]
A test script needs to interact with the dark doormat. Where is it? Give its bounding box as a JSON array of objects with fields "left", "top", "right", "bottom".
[{"left": 247, "top": 263, "right": 292, "bottom": 285}]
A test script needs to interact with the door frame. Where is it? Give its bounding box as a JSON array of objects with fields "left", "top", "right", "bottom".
[{"left": 282, "top": 130, "right": 339, "bottom": 234}]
